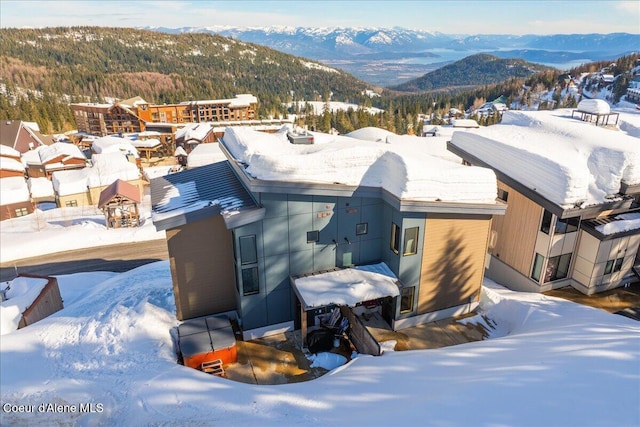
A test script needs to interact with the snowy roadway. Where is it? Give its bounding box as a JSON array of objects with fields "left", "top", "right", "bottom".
[{"left": 0, "top": 239, "right": 168, "bottom": 282}]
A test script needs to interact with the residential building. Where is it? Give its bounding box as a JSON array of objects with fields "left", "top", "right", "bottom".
[
  {"left": 52, "top": 152, "right": 142, "bottom": 208},
  {"left": 150, "top": 127, "right": 505, "bottom": 344},
  {"left": 0, "top": 145, "right": 25, "bottom": 179},
  {"left": 24, "top": 142, "right": 87, "bottom": 179},
  {"left": 0, "top": 121, "right": 52, "bottom": 153},
  {"left": 0, "top": 176, "right": 33, "bottom": 221},
  {"left": 71, "top": 95, "right": 258, "bottom": 137},
  {"left": 448, "top": 109, "right": 640, "bottom": 296}
]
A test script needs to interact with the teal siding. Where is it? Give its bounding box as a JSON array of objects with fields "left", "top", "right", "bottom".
[{"left": 235, "top": 193, "right": 388, "bottom": 330}]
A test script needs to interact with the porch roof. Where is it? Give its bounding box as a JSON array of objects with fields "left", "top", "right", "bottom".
[{"left": 292, "top": 263, "right": 401, "bottom": 311}]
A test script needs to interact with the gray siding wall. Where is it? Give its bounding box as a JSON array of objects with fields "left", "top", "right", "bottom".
[
  {"left": 381, "top": 205, "right": 426, "bottom": 319},
  {"left": 233, "top": 193, "right": 385, "bottom": 330}
]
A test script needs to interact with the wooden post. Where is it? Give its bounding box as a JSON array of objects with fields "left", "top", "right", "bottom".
[{"left": 301, "top": 304, "right": 307, "bottom": 351}]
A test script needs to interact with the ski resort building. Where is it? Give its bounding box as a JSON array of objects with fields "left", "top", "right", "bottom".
[
  {"left": 150, "top": 126, "right": 506, "bottom": 344},
  {"left": 71, "top": 95, "right": 258, "bottom": 137},
  {"left": 448, "top": 109, "right": 640, "bottom": 296}
]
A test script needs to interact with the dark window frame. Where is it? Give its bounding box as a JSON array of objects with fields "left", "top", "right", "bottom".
[
  {"left": 604, "top": 259, "right": 614, "bottom": 275},
  {"left": 544, "top": 253, "right": 572, "bottom": 283},
  {"left": 531, "top": 253, "right": 545, "bottom": 282},
  {"left": 555, "top": 216, "right": 580, "bottom": 234},
  {"left": 400, "top": 286, "right": 415, "bottom": 314},
  {"left": 356, "top": 223, "right": 368, "bottom": 236},
  {"left": 540, "top": 209, "right": 553, "bottom": 234},
  {"left": 614, "top": 258, "right": 624, "bottom": 272},
  {"left": 307, "top": 230, "right": 320, "bottom": 243},
  {"left": 497, "top": 188, "right": 509, "bottom": 202},
  {"left": 241, "top": 266, "right": 260, "bottom": 296},
  {"left": 239, "top": 235, "right": 258, "bottom": 265}
]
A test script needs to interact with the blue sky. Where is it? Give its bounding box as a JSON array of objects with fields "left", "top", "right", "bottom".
[{"left": 0, "top": 1, "right": 638, "bottom": 34}]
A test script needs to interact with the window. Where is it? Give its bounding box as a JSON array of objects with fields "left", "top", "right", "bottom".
[
  {"left": 540, "top": 209, "right": 553, "bottom": 234},
  {"left": 241, "top": 267, "right": 259, "bottom": 295},
  {"left": 307, "top": 230, "right": 319, "bottom": 243},
  {"left": 497, "top": 189, "right": 509, "bottom": 202},
  {"left": 14, "top": 207, "right": 28, "bottom": 217},
  {"left": 400, "top": 286, "right": 415, "bottom": 314},
  {"left": 356, "top": 223, "right": 368, "bottom": 236},
  {"left": 239, "top": 235, "right": 257, "bottom": 265},
  {"left": 555, "top": 216, "right": 580, "bottom": 234},
  {"left": 390, "top": 223, "right": 400, "bottom": 254},
  {"left": 544, "top": 253, "right": 572, "bottom": 282},
  {"left": 606, "top": 257, "right": 625, "bottom": 274},
  {"left": 604, "top": 260, "right": 614, "bottom": 275},
  {"left": 403, "top": 227, "right": 419, "bottom": 256},
  {"left": 531, "top": 253, "right": 544, "bottom": 281},
  {"left": 65, "top": 200, "right": 78, "bottom": 207},
  {"left": 614, "top": 258, "right": 624, "bottom": 272}
]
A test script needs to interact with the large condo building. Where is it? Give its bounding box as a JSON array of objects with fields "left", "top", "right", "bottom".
[{"left": 71, "top": 94, "right": 258, "bottom": 136}]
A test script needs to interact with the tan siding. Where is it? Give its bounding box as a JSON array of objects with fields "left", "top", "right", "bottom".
[
  {"left": 491, "top": 182, "right": 542, "bottom": 276},
  {"left": 418, "top": 215, "right": 491, "bottom": 314},
  {"left": 167, "top": 215, "right": 237, "bottom": 320},
  {"left": 57, "top": 192, "right": 92, "bottom": 208}
]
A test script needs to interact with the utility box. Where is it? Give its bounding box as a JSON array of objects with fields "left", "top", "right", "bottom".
[{"left": 287, "top": 130, "right": 314, "bottom": 145}]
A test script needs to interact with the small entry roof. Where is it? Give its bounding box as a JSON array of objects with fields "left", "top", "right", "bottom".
[{"left": 292, "top": 263, "right": 401, "bottom": 311}]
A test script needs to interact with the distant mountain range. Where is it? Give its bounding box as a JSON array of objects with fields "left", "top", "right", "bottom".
[{"left": 145, "top": 27, "right": 640, "bottom": 86}]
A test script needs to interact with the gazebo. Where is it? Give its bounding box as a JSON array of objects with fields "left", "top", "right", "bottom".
[{"left": 98, "top": 179, "right": 141, "bottom": 229}]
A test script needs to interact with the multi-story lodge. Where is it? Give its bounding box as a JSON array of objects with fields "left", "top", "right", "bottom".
[
  {"left": 448, "top": 105, "right": 640, "bottom": 296},
  {"left": 150, "top": 127, "right": 506, "bottom": 344},
  {"left": 71, "top": 95, "right": 258, "bottom": 136}
]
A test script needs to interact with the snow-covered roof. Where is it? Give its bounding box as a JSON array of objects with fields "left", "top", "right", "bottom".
[
  {"left": 344, "top": 127, "right": 395, "bottom": 142},
  {"left": 595, "top": 212, "right": 640, "bottom": 235},
  {"left": 52, "top": 169, "right": 89, "bottom": 196},
  {"left": 92, "top": 136, "right": 139, "bottom": 158},
  {"left": 577, "top": 99, "right": 610, "bottom": 114},
  {"left": 0, "top": 144, "right": 21, "bottom": 158},
  {"left": 450, "top": 109, "right": 640, "bottom": 208},
  {"left": 189, "top": 94, "right": 257, "bottom": 107},
  {"left": 187, "top": 143, "right": 227, "bottom": 168},
  {"left": 52, "top": 153, "right": 140, "bottom": 195},
  {"left": 130, "top": 138, "right": 161, "bottom": 149},
  {"left": 27, "top": 177, "right": 54, "bottom": 199},
  {"left": 175, "top": 123, "right": 214, "bottom": 142},
  {"left": 38, "top": 142, "right": 86, "bottom": 164},
  {"left": 221, "top": 126, "right": 498, "bottom": 204},
  {"left": 293, "top": 263, "right": 400, "bottom": 310},
  {"left": 0, "top": 276, "right": 49, "bottom": 335},
  {"left": 0, "top": 157, "right": 25, "bottom": 172},
  {"left": 21, "top": 146, "right": 43, "bottom": 166},
  {"left": 174, "top": 146, "right": 188, "bottom": 157},
  {"left": 88, "top": 153, "right": 140, "bottom": 188},
  {"left": 0, "top": 176, "right": 30, "bottom": 205}
]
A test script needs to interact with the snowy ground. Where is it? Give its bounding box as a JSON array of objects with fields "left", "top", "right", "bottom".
[
  {"left": 0, "top": 193, "right": 165, "bottom": 264},
  {"left": 0, "top": 261, "right": 638, "bottom": 427}
]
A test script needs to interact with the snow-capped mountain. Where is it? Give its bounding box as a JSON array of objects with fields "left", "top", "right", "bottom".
[
  {"left": 146, "top": 26, "right": 639, "bottom": 60},
  {"left": 143, "top": 26, "right": 640, "bottom": 86}
]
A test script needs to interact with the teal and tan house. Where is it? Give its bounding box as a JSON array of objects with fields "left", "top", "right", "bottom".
[{"left": 151, "top": 127, "right": 505, "bottom": 341}]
